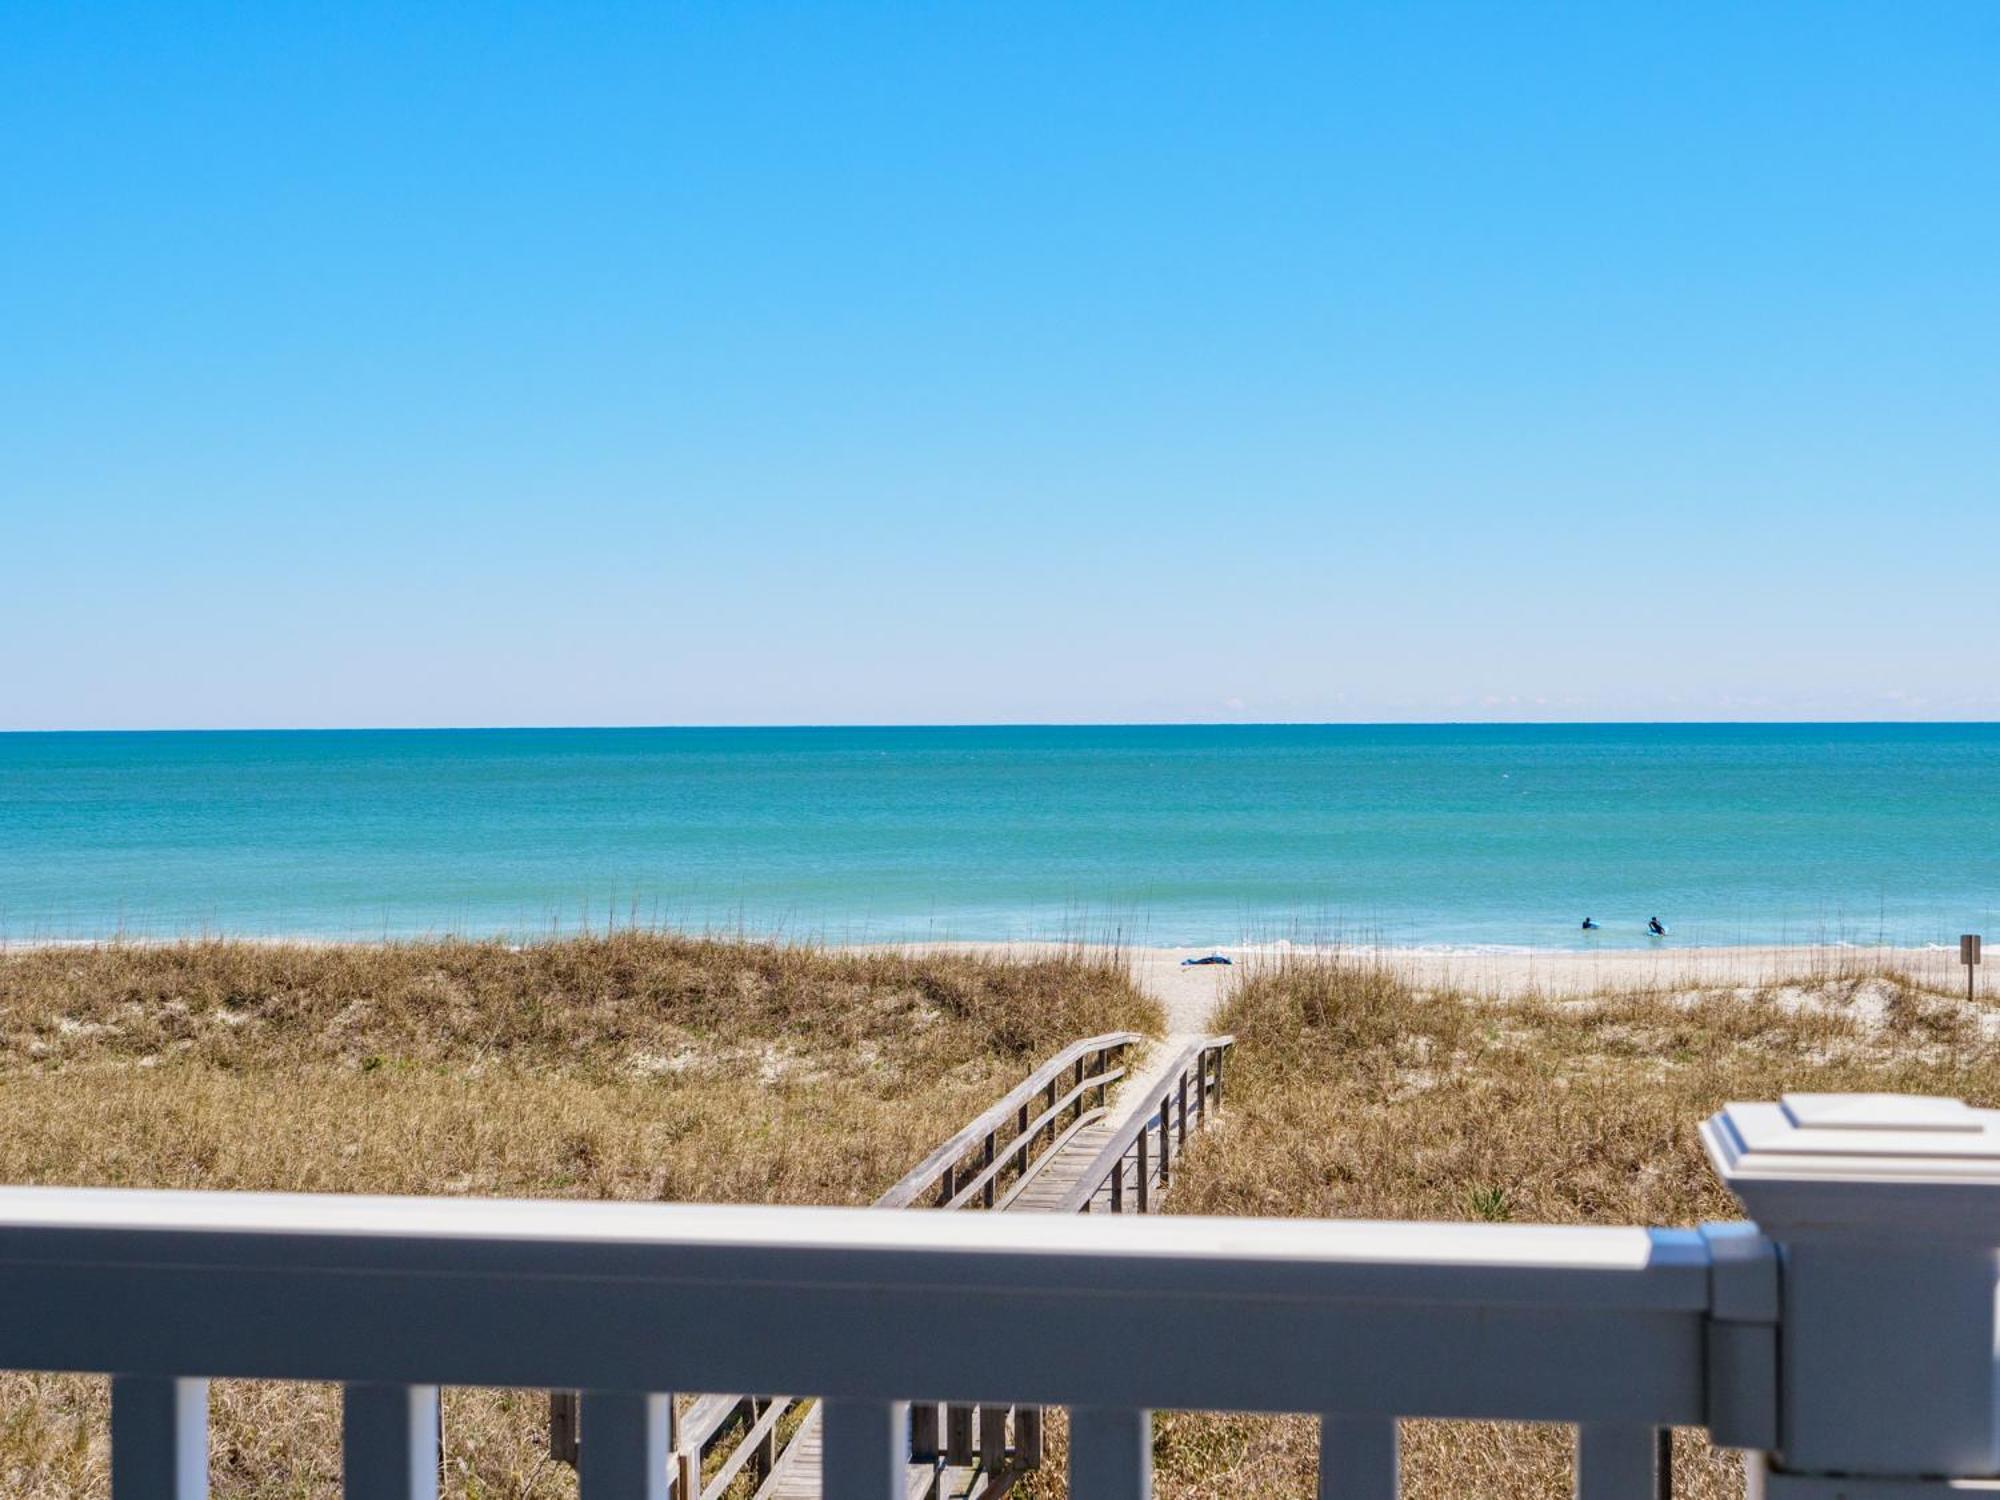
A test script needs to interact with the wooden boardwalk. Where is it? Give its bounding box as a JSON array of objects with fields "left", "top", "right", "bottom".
[{"left": 756, "top": 1035, "right": 1220, "bottom": 1500}]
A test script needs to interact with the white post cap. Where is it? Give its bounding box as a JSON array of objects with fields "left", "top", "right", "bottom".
[{"left": 1704, "top": 1093, "right": 2000, "bottom": 1236}]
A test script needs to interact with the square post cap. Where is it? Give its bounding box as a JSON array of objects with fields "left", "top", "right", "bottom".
[{"left": 1703, "top": 1094, "right": 2000, "bottom": 1237}]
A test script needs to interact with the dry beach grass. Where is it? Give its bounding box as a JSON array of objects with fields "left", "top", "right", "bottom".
[
  {"left": 0, "top": 934, "right": 1161, "bottom": 1499},
  {"left": 1130, "top": 953, "right": 1999, "bottom": 1500}
]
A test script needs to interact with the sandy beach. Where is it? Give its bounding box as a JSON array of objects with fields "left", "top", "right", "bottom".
[{"left": 889, "top": 941, "right": 1984, "bottom": 1033}]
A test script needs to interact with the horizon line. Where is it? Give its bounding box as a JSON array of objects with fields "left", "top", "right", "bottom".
[{"left": 6, "top": 718, "right": 2000, "bottom": 735}]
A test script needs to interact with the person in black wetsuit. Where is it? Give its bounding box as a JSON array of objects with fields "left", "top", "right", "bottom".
[
  {"left": 1648, "top": 916, "right": 1667, "bottom": 936},
  {"left": 1581, "top": 917, "right": 1599, "bottom": 931}
]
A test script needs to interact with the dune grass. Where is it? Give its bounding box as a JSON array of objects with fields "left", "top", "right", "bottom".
[
  {"left": 1122, "top": 954, "right": 1996, "bottom": 1500},
  {"left": 0, "top": 933, "right": 1161, "bottom": 1499}
]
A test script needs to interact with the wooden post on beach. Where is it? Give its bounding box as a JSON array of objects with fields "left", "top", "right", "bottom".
[{"left": 1964, "top": 935, "right": 1983, "bottom": 1003}]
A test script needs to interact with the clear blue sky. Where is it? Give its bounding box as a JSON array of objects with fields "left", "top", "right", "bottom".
[{"left": 4, "top": 3, "right": 1996, "bottom": 729}]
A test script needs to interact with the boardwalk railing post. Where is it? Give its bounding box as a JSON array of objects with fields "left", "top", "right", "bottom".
[
  {"left": 1704, "top": 1093, "right": 2000, "bottom": 1496},
  {"left": 549, "top": 1391, "right": 580, "bottom": 1467},
  {"left": 911, "top": 1402, "right": 940, "bottom": 1463},
  {"left": 947, "top": 1403, "right": 974, "bottom": 1465},
  {"left": 1136, "top": 1128, "right": 1151, "bottom": 1212}
]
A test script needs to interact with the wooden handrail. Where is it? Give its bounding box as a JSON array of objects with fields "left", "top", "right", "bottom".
[
  {"left": 940, "top": 1068, "right": 1127, "bottom": 1211},
  {"left": 1055, "top": 1035, "right": 1234, "bottom": 1214},
  {"left": 995, "top": 1109, "right": 1109, "bottom": 1211},
  {"left": 876, "top": 1031, "right": 1143, "bottom": 1209}
]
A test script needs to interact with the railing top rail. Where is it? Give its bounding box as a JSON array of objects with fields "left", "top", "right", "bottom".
[
  {"left": 877, "top": 1029, "right": 1145, "bottom": 1208},
  {"left": 0, "top": 1184, "right": 1707, "bottom": 1309},
  {"left": 0, "top": 1184, "right": 1714, "bottom": 1423}
]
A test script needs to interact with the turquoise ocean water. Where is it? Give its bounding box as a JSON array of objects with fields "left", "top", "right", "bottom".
[{"left": 2, "top": 725, "right": 1996, "bottom": 950}]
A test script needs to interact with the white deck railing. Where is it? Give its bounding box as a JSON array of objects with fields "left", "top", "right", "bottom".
[{"left": 3, "top": 1091, "right": 1996, "bottom": 1500}]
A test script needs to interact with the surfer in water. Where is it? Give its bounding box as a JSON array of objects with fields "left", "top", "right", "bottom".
[
  {"left": 1581, "top": 917, "right": 1599, "bottom": 931},
  {"left": 1648, "top": 916, "right": 1668, "bottom": 937}
]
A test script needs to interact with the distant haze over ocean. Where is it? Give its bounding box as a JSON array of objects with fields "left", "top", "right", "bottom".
[{"left": 3, "top": 725, "right": 1995, "bottom": 950}]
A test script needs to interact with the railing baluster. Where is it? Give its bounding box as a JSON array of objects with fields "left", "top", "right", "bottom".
[
  {"left": 982, "top": 1132, "right": 997, "bottom": 1207},
  {"left": 343, "top": 1383, "right": 441, "bottom": 1500},
  {"left": 1317, "top": 1417, "right": 1397, "bottom": 1500},
  {"left": 822, "top": 1400, "right": 907, "bottom": 1500},
  {"left": 1158, "top": 1106, "right": 1171, "bottom": 1186},
  {"left": 947, "top": 1403, "right": 974, "bottom": 1465},
  {"left": 1016, "top": 1406, "right": 1044, "bottom": 1470},
  {"left": 979, "top": 1403, "right": 1008, "bottom": 1472},
  {"left": 1069, "top": 1407, "right": 1151, "bottom": 1499},
  {"left": 549, "top": 1391, "right": 581, "bottom": 1466},
  {"left": 1176, "top": 1073, "right": 1189, "bottom": 1145},
  {"left": 1575, "top": 1424, "right": 1669, "bottom": 1500},
  {"left": 111, "top": 1376, "right": 208, "bottom": 1500},
  {"left": 911, "top": 1401, "right": 940, "bottom": 1462},
  {"left": 577, "top": 1391, "right": 672, "bottom": 1500},
  {"left": 1136, "top": 1128, "right": 1151, "bottom": 1211}
]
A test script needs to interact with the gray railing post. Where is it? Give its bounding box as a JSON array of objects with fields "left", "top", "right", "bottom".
[
  {"left": 1704, "top": 1093, "right": 2000, "bottom": 1496},
  {"left": 823, "top": 1401, "right": 908, "bottom": 1500},
  {"left": 1317, "top": 1416, "right": 1396, "bottom": 1500},
  {"left": 342, "top": 1383, "right": 441, "bottom": 1500},
  {"left": 1071, "top": 1407, "right": 1151, "bottom": 1499},
  {"left": 111, "top": 1376, "right": 208, "bottom": 1500},
  {"left": 576, "top": 1391, "right": 672, "bottom": 1500}
]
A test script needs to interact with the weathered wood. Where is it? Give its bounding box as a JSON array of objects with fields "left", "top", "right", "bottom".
[
  {"left": 1158, "top": 1108, "right": 1171, "bottom": 1188},
  {"left": 1015, "top": 1407, "right": 1044, "bottom": 1470},
  {"left": 549, "top": 1391, "right": 580, "bottom": 1467},
  {"left": 946, "top": 1405, "right": 973, "bottom": 1466},
  {"left": 706, "top": 1398, "right": 794, "bottom": 1500},
  {"left": 996, "top": 1111, "right": 1111, "bottom": 1211},
  {"left": 982, "top": 1135, "right": 997, "bottom": 1208},
  {"left": 978, "top": 1405, "right": 1008, "bottom": 1473},
  {"left": 1136, "top": 1130, "right": 1151, "bottom": 1213},
  {"left": 911, "top": 1403, "right": 939, "bottom": 1463},
  {"left": 946, "top": 1075, "right": 1124, "bottom": 1211},
  {"left": 876, "top": 1033, "right": 1143, "bottom": 1210},
  {"left": 755, "top": 1398, "right": 782, "bottom": 1482}
]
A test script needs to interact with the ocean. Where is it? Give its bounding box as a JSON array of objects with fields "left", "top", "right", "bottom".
[{"left": 2, "top": 724, "right": 1995, "bottom": 950}]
